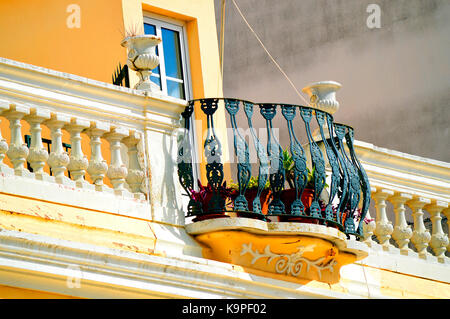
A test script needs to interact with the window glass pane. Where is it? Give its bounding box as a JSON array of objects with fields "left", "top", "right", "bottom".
[
  {"left": 167, "top": 80, "right": 185, "bottom": 100},
  {"left": 143, "top": 23, "right": 161, "bottom": 88},
  {"left": 150, "top": 75, "right": 161, "bottom": 89},
  {"left": 161, "top": 27, "right": 184, "bottom": 80},
  {"left": 144, "top": 23, "right": 156, "bottom": 35}
]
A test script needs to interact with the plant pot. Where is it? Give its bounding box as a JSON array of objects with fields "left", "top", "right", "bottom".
[
  {"left": 121, "top": 35, "right": 161, "bottom": 92},
  {"left": 280, "top": 188, "right": 314, "bottom": 214},
  {"left": 230, "top": 188, "right": 272, "bottom": 215}
]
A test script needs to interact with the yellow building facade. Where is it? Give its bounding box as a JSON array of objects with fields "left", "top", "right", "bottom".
[{"left": 0, "top": 0, "right": 448, "bottom": 300}]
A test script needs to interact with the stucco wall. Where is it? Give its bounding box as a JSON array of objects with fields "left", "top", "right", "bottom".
[{"left": 215, "top": 0, "right": 450, "bottom": 162}]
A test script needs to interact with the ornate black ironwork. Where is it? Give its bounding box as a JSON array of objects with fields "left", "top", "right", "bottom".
[
  {"left": 243, "top": 101, "right": 269, "bottom": 215},
  {"left": 177, "top": 101, "right": 202, "bottom": 216},
  {"left": 224, "top": 99, "right": 251, "bottom": 212},
  {"left": 326, "top": 114, "right": 347, "bottom": 228},
  {"left": 315, "top": 110, "right": 341, "bottom": 228},
  {"left": 334, "top": 123, "right": 361, "bottom": 235},
  {"left": 281, "top": 105, "right": 308, "bottom": 216},
  {"left": 112, "top": 62, "right": 130, "bottom": 88},
  {"left": 259, "top": 104, "right": 285, "bottom": 215},
  {"left": 300, "top": 107, "right": 326, "bottom": 220},
  {"left": 345, "top": 126, "right": 371, "bottom": 238},
  {"left": 201, "top": 98, "right": 225, "bottom": 213},
  {"left": 178, "top": 97, "right": 370, "bottom": 238}
]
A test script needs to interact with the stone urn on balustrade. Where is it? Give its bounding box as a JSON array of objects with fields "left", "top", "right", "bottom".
[
  {"left": 301, "top": 81, "right": 342, "bottom": 142},
  {"left": 121, "top": 35, "right": 161, "bottom": 92},
  {"left": 301, "top": 81, "right": 342, "bottom": 115}
]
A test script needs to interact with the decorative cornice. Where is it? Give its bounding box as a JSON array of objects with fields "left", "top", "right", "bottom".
[
  {"left": 0, "top": 57, "right": 186, "bottom": 133},
  {"left": 0, "top": 229, "right": 354, "bottom": 299}
]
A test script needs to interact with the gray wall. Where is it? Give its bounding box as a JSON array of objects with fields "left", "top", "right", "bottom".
[{"left": 215, "top": 0, "right": 450, "bottom": 162}]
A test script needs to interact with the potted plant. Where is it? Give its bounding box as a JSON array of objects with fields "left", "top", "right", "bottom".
[
  {"left": 188, "top": 180, "right": 234, "bottom": 221},
  {"left": 229, "top": 176, "right": 271, "bottom": 214},
  {"left": 280, "top": 148, "right": 315, "bottom": 214}
]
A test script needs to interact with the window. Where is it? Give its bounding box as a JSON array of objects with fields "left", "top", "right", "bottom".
[{"left": 143, "top": 16, "right": 190, "bottom": 100}]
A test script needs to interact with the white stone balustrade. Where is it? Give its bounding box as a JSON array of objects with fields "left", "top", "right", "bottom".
[
  {"left": 0, "top": 100, "right": 147, "bottom": 200},
  {"left": 123, "top": 131, "right": 145, "bottom": 199},
  {"left": 24, "top": 108, "right": 51, "bottom": 180},
  {"left": 86, "top": 121, "right": 110, "bottom": 192},
  {"left": 373, "top": 189, "right": 395, "bottom": 250},
  {"left": 426, "top": 201, "right": 449, "bottom": 262},
  {"left": 351, "top": 140, "right": 450, "bottom": 264},
  {"left": 4, "top": 103, "right": 30, "bottom": 176},
  {"left": 390, "top": 192, "right": 413, "bottom": 254},
  {"left": 65, "top": 118, "right": 91, "bottom": 188},
  {"left": 105, "top": 127, "right": 130, "bottom": 196}
]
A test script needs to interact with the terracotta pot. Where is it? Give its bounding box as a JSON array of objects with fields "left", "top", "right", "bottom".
[
  {"left": 230, "top": 188, "right": 271, "bottom": 214},
  {"left": 280, "top": 188, "right": 314, "bottom": 214}
]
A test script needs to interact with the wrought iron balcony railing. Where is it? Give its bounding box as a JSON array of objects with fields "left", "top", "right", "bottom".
[{"left": 177, "top": 98, "right": 371, "bottom": 239}]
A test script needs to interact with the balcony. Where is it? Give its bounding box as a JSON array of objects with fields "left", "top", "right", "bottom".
[
  {"left": 0, "top": 57, "right": 448, "bottom": 298},
  {"left": 179, "top": 96, "right": 450, "bottom": 287}
]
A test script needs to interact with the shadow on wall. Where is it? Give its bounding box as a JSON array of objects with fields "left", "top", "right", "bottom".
[{"left": 216, "top": 0, "right": 450, "bottom": 162}]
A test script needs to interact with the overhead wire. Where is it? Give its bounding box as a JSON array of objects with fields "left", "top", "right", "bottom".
[{"left": 228, "top": 0, "right": 310, "bottom": 105}]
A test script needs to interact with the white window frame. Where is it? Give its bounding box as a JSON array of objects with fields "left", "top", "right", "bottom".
[
  {"left": 143, "top": 14, "right": 192, "bottom": 101},
  {"left": 143, "top": 12, "right": 200, "bottom": 190}
]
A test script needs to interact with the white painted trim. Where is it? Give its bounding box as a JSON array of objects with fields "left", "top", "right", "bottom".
[
  {"left": 0, "top": 230, "right": 356, "bottom": 299},
  {"left": 143, "top": 15, "right": 191, "bottom": 101}
]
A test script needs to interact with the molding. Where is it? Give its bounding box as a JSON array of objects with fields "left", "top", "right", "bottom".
[
  {"left": 0, "top": 229, "right": 358, "bottom": 299},
  {"left": 0, "top": 57, "right": 186, "bottom": 133},
  {"left": 186, "top": 218, "right": 369, "bottom": 261},
  {"left": 354, "top": 140, "right": 450, "bottom": 201},
  {"left": 357, "top": 241, "right": 450, "bottom": 283}
]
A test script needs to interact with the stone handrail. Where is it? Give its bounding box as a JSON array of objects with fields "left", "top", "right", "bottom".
[
  {"left": 353, "top": 140, "right": 450, "bottom": 264},
  {"left": 0, "top": 57, "right": 187, "bottom": 225}
]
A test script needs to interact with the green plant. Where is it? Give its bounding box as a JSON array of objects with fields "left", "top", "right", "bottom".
[
  {"left": 229, "top": 176, "right": 270, "bottom": 191},
  {"left": 282, "top": 148, "right": 327, "bottom": 190}
]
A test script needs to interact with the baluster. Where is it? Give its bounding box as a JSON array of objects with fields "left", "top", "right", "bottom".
[
  {"left": 65, "top": 119, "right": 90, "bottom": 188},
  {"left": 24, "top": 108, "right": 51, "bottom": 180},
  {"left": 177, "top": 102, "right": 201, "bottom": 215},
  {"left": 362, "top": 187, "right": 377, "bottom": 246},
  {"left": 123, "top": 130, "right": 145, "bottom": 199},
  {"left": 44, "top": 114, "right": 71, "bottom": 185},
  {"left": 328, "top": 118, "right": 348, "bottom": 228},
  {"left": 243, "top": 101, "right": 269, "bottom": 215},
  {"left": 260, "top": 103, "right": 285, "bottom": 216},
  {"left": 389, "top": 192, "right": 413, "bottom": 254},
  {"left": 443, "top": 208, "right": 450, "bottom": 253},
  {"left": 225, "top": 99, "right": 251, "bottom": 212},
  {"left": 373, "top": 189, "right": 394, "bottom": 250},
  {"left": 407, "top": 197, "right": 431, "bottom": 259},
  {"left": 334, "top": 123, "right": 358, "bottom": 234},
  {"left": 345, "top": 126, "right": 371, "bottom": 238},
  {"left": 281, "top": 105, "right": 308, "bottom": 217},
  {"left": 85, "top": 121, "right": 110, "bottom": 192},
  {"left": 201, "top": 98, "right": 224, "bottom": 213},
  {"left": 425, "top": 201, "right": 449, "bottom": 262},
  {"left": 0, "top": 100, "right": 12, "bottom": 174},
  {"left": 4, "top": 104, "right": 31, "bottom": 176},
  {"left": 315, "top": 110, "right": 340, "bottom": 225},
  {"left": 300, "top": 107, "right": 325, "bottom": 220},
  {"left": 105, "top": 127, "right": 129, "bottom": 196}
]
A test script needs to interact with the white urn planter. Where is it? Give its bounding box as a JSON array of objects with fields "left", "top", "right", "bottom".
[
  {"left": 301, "top": 81, "right": 342, "bottom": 115},
  {"left": 121, "top": 35, "right": 161, "bottom": 92}
]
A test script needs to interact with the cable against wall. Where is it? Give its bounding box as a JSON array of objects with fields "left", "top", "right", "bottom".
[{"left": 230, "top": 0, "right": 310, "bottom": 105}]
